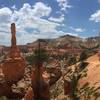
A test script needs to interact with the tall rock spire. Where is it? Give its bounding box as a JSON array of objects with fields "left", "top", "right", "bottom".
[
  {"left": 11, "top": 23, "right": 16, "bottom": 47},
  {"left": 9, "top": 23, "right": 21, "bottom": 58},
  {"left": 0, "top": 23, "right": 26, "bottom": 98}
]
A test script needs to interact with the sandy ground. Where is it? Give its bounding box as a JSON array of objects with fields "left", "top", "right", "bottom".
[{"left": 80, "top": 53, "right": 100, "bottom": 87}]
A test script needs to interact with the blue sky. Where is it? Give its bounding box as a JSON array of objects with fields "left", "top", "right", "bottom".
[{"left": 0, "top": 0, "right": 100, "bottom": 45}]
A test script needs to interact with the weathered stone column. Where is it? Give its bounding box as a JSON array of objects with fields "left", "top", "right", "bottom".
[
  {"left": 31, "top": 63, "right": 50, "bottom": 100},
  {"left": 9, "top": 23, "right": 21, "bottom": 58},
  {"left": 31, "top": 41, "right": 50, "bottom": 100},
  {"left": 11, "top": 23, "right": 16, "bottom": 47}
]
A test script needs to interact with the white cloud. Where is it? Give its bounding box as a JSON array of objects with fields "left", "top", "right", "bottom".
[
  {"left": 89, "top": 10, "right": 100, "bottom": 22},
  {"left": 32, "top": 2, "right": 52, "bottom": 17},
  {"left": 0, "top": 32, "right": 11, "bottom": 45},
  {"left": 74, "top": 28, "right": 84, "bottom": 32},
  {"left": 0, "top": 7, "right": 12, "bottom": 23},
  {"left": 48, "top": 14, "right": 64, "bottom": 23},
  {"left": 98, "top": 0, "right": 100, "bottom": 3},
  {"left": 0, "top": 2, "right": 54, "bottom": 45},
  {"left": 11, "top": 2, "right": 52, "bottom": 22},
  {"left": 56, "top": 0, "right": 72, "bottom": 11},
  {"left": 11, "top": 5, "right": 16, "bottom": 10},
  {"left": 0, "top": 2, "right": 76, "bottom": 45},
  {"left": 70, "top": 27, "right": 85, "bottom": 32}
]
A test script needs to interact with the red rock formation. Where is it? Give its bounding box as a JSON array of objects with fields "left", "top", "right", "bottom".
[
  {"left": 31, "top": 62, "right": 50, "bottom": 100},
  {"left": 0, "top": 83, "right": 24, "bottom": 98},
  {"left": 23, "top": 87, "right": 34, "bottom": 100},
  {"left": 0, "top": 23, "right": 26, "bottom": 98},
  {"left": 64, "top": 80, "right": 71, "bottom": 95},
  {"left": 1, "top": 23, "right": 26, "bottom": 83},
  {"left": 30, "top": 41, "right": 50, "bottom": 100},
  {"left": 8, "top": 23, "right": 21, "bottom": 58}
]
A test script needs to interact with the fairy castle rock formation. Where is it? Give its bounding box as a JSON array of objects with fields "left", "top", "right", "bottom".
[{"left": 0, "top": 23, "right": 26, "bottom": 97}]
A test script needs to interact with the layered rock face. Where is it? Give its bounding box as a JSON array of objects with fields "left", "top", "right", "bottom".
[{"left": 0, "top": 23, "right": 26, "bottom": 97}]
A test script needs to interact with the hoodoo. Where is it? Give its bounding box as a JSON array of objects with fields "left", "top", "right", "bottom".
[
  {"left": 32, "top": 63, "right": 50, "bottom": 100},
  {"left": 0, "top": 23, "right": 26, "bottom": 97},
  {"left": 0, "top": 23, "right": 26, "bottom": 83},
  {"left": 31, "top": 41, "right": 50, "bottom": 100}
]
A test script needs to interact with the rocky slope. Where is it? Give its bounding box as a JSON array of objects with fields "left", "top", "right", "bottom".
[
  {"left": 51, "top": 52, "right": 100, "bottom": 100},
  {"left": 0, "top": 35, "right": 100, "bottom": 53},
  {"left": 27, "top": 35, "right": 83, "bottom": 48},
  {"left": 79, "top": 52, "right": 100, "bottom": 87}
]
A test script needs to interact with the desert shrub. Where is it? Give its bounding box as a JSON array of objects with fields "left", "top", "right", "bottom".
[
  {"left": 67, "top": 54, "right": 77, "bottom": 65},
  {"left": 26, "top": 54, "right": 34, "bottom": 65},
  {"left": 79, "top": 82, "right": 100, "bottom": 100},
  {"left": 26, "top": 48, "right": 48, "bottom": 65},
  {"left": 79, "top": 50, "right": 87, "bottom": 61},
  {"left": 0, "top": 97, "right": 3, "bottom": 100}
]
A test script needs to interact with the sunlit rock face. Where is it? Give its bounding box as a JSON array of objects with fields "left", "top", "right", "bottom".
[
  {"left": 0, "top": 23, "right": 26, "bottom": 97},
  {"left": 22, "top": 87, "right": 34, "bottom": 100},
  {"left": 1, "top": 59, "right": 26, "bottom": 83},
  {"left": 9, "top": 23, "right": 21, "bottom": 58},
  {"left": 31, "top": 63, "right": 50, "bottom": 100},
  {"left": 0, "top": 23, "right": 26, "bottom": 83}
]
